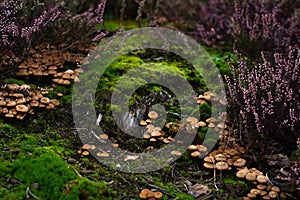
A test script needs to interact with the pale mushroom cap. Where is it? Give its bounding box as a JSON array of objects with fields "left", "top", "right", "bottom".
[
  {"left": 204, "top": 156, "right": 214, "bottom": 163},
  {"left": 250, "top": 188, "right": 260, "bottom": 195},
  {"left": 171, "top": 150, "right": 182, "bottom": 156},
  {"left": 215, "top": 153, "right": 227, "bottom": 161},
  {"left": 215, "top": 161, "right": 229, "bottom": 170},
  {"left": 151, "top": 130, "right": 163, "bottom": 137},
  {"left": 256, "top": 175, "right": 267, "bottom": 183},
  {"left": 148, "top": 111, "right": 159, "bottom": 119},
  {"left": 187, "top": 145, "right": 198, "bottom": 151},
  {"left": 96, "top": 152, "right": 109, "bottom": 157},
  {"left": 246, "top": 172, "right": 256, "bottom": 181},
  {"left": 247, "top": 193, "right": 256, "bottom": 198},
  {"left": 191, "top": 151, "right": 201, "bottom": 157},
  {"left": 16, "top": 104, "right": 29, "bottom": 112},
  {"left": 197, "top": 145, "right": 208, "bottom": 152},
  {"left": 233, "top": 158, "right": 247, "bottom": 167},
  {"left": 203, "top": 162, "right": 214, "bottom": 169},
  {"left": 268, "top": 191, "right": 278, "bottom": 198}
]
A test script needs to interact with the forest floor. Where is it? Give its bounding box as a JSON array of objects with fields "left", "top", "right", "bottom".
[{"left": 0, "top": 22, "right": 299, "bottom": 200}]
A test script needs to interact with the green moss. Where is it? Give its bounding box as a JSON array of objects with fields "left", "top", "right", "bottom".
[
  {"left": 8, "top": 151, "right": 76, "bottom": 200},
  {"left": 63, "top": 178, "right": 113, "bottom": 200}
]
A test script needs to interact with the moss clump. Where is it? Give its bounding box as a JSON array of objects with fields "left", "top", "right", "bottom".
[
  {"left": 9, "top": 151, "right": 76, "bottom": 200},
  {"left": 63, "top": 178, "right": 114, "bottom": 200}
]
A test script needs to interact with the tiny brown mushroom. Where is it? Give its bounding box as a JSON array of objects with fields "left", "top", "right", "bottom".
[
  {"left": 16, "top": 105, "right": 29, "bottom": 113},
  {"left": 191, "top": 151, "right": 201, "bottom": 158},
  {"left": 50, "top": 99, "right": 60, "bottom": 106},
  {"left": 215, "top": 162, "right": 229, "bottom": 170},
  {"left": 247, "top": 193, "right": 256, "bottom": 199},
  {"left": 148, "top": 111, "right": 158, "bottom": 119},
  {"left": 203, "top": 162, "right": 214, "bottom": 169},
  {"left": 268, "top": 191, "right": 278, "bottom": 198},
  {"left": 233, "top": 158, "right": 247, "bottom": 167},
  {"left": 246, "top": 172, "right": 256, "bottom": 181},
  {"left": 214, "top": 154, "right": 227, "bottom": 161},
  {"left": 153, "top": 191, "right": 163, "bottom": 199},
  {"left": 256, "top": 175, "right": 267, "bottom": 183},
  {"left": 188, "top": 145, "right": 198, "bottom": 151},
  {"left": 40, "top": 97, "right": 50, "bottom": 104},
  {"left": 197, "top": 145, "right": 207, "bottom": 152}
]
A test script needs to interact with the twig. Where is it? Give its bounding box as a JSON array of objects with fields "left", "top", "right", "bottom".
[
  {"left": 71, "top": 166, "right": 83, "bottom": 179},
  {"left": 26, "top": 187, "right": 40, "bottom": 200}
]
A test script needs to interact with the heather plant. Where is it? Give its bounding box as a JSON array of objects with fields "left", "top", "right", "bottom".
[
  {"left": 0, "top": 0, "right": 108, "bottom": 84},
  {"left": 224, "top": 48, "right": 300, "bottom": 155},
  {"left": 232, "top": 0, "right": 299, "bottom": 58},
  {"left": 192, "top": 0, "right": 234, "bottom": 48}
]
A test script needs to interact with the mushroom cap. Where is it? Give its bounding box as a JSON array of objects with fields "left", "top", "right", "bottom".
[
  {"left": 204, "top": 156, "right": 214, "bottom": 163},
  {"left": 46, "top": 103, "right": 55, "bottom": 110},
  {"left": 143, "top": 133, "right": 151, "bottom": 139},
  {"left": 197, "top": 145, "right": 207, "bottom": 152},
  {"left": 139, "top": 120, "right": 147, "bottom": 126},
  {"left": 257, "top": 184, "right": 267, "bottom": 190},
  {"left": 187, "top": 145, "right": 198, "bottom": 151},
  {"left": 262, "top": 195, "right": 270, "bottom": 199},
  {"left": 82, "top": 151, "right": 89, "bottom": 156},
  {"left": 256, "top": 175, "right": 267, "bottom": 183},
  {"left": 268, "top": 191, "right": 278, "bottom": 198},
  {"left": 191, "top": 151, "right": 201, "bottom": 157},
  {"left": 203, "top": 162, "right": 214, "bottom": 169},
  {"left": 233, "top": 158, "right": 247, "bottom": 167},
  {"left": 250, "top": 188, "right": 260, "bottom": 195},
  {"left": 186, "top": 117, "right": 198, "bottom": 123},
  {"left": 199, "top": 121, "right": 206, "bottom": 127},
  {"left": 246, "top": 172, "right": 256, "bottom": 181},
  {"left": 50, "top": 99, "right": 60, "bottom": 106},
  {"left": 16, "top": 105, "right": 29, "bottom": 113},
  {"left": 271, "top": 186, "right": 280, "bottom": 192},
  {"left": 247, "top": 192, "right": 256, "bottom": 198},
  {"left": 216, "top": 161, "right": 229, "bottom": 170},
  {"left": 148, "top": 111, "right": 158, "bottom": 119},
  {"left": 214, "top": 154, "right": 227, "bottom": 161},
  {"left": 82, "top": 144, "right": 91, "bottom": 149},
  {"left": 237, "top": 169, "right": 248, "bottom": 179},
  {"left": 151, "top": 130, "right": 163, "bottom": 137},
  {"left": 171, "top": 150, "right": 182, "bottom": 156},
  {"left": 96, "top": 152, "right": 109, "bottom": 157},
  {"left": 153, "top": 191, "right": 163, "bottom": 199}
]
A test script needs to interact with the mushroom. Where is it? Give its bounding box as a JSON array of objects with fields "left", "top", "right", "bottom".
[
  {"left": 256, "top": 175, "right": 267, "bottom": 183},
  {"left": 148, "top": 111, "right": 158, "bottom": 119},
  {"left": 171, "top": 150, "right": 182, "bottom": 156},
  {"left": 140, "top": 120, "right": 147, "bottom": 126},
  {"left": 96, "top": 152, "right": 109, "bottom": 157},
  {"left": 246, "top": 172, "right": 256, "bottom": 181},
  {"left": 197, "top": 145, "right": 207, "bottom": 152},
  {"left": 40, "top": 97, "right": 50, "bottom": 104},
  {"left": 215, "top": 154, "right": 227, "bottom": 161},
  {"left": 215, "top": 162, "right": 229, "bottom": 170},
  {"left": 268, "top": 191, "right": 278, "bottom": 198},
  {"left": 188, "top": 145, "right": 198, "bottom": 151},
  {"left": 191, "top": 151, "right": 201, "bottom": 158},
  {"left": 203, "top": 162, "right": 214, "bottom": 169},
  {"left": 16, "top": 105, "right": 29, "bottom": 113},
  {"left": 153, "top": 191, "right": 163, "bottom": 199},
  {"left": 233, "top": 158, "right": 247, "bottom": 167}
]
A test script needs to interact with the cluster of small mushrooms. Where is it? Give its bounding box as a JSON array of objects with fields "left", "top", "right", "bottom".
[
  {"left": 0, "top": 84, "right": 59, "bottom": 119},
  {"left": 139, "top": 189, "right": 163, "bottom": 200},
  {"left": 237, "top": 167, "right": 285, "bottom": 199},
  {"left": 15, "top": 43, "right": 88, "bottom": 87}
]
